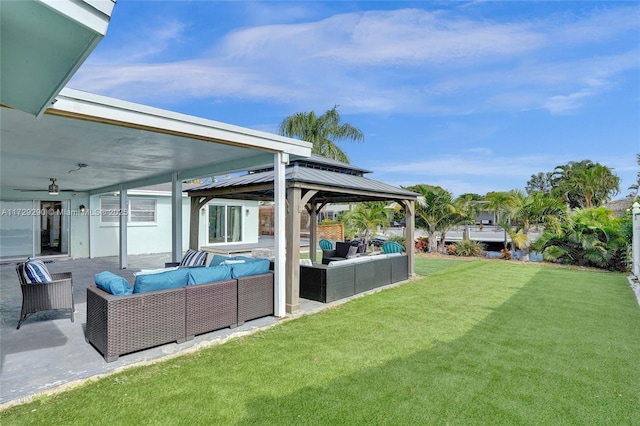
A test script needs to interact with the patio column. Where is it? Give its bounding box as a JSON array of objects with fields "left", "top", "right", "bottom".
[
  {"left": 189, "top": 198, "right": 200, "bottom": 250},
  {"left": 274, "top": 152, "right": 288, "bottom": 317},
  {"left": 309, "top": 202, "right": 318, "bottom": 264},
  {"left": 171, "top": 172, "right": 182, "bottom": 263},
  {"left": 285, "top": 186, "right": 301, "bottom": 313},
  {"left": 118, "top": 186, "right": 128, "bottom": 269}
]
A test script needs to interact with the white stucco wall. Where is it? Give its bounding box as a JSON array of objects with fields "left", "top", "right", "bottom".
[{"left": 89, "top": 192, "right": 191, "bottom": 257}]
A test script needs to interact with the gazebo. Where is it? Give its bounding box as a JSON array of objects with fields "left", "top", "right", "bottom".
[{"left": 187, "top": 155, "right": 418, "bottom": 313}]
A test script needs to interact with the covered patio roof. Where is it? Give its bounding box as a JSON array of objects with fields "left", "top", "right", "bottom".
[{"left": 187, "top": 155, "right": 418, "bottom": 313}]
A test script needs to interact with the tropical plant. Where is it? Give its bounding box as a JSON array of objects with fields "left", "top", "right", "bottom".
[
  {"left": 499, "top": 190, "right": 567, "bottom": 261},
  {"left": 454, "top": 240, "right": 485, "bottom": 257},
  {"left": 454, "top": 194, "right": 481, "bottom": 241},
  {"left": 408, "top": 184, "right": 465, "bottom": 253},
  {"left": 341, "top": 202, "right": 391, "bottom": 247},
  {"left": 414, "top": 237, "right": 429, "bottom": 253},
  {"left": 278, "top": 105, "right": 364, "bottom": 163},
  {"left": 531, "top": 207, "right": 629, "bottom": 272},
  {"left": 551, "top": 160, "right": 620, "bottom": 208},
  {"left": 485, "top": 191, "right": 516, "bottom": 248}
]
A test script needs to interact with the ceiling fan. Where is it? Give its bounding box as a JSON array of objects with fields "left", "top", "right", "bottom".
[{"left": 14, "top": 178, "right": 78, "bottom": 194}]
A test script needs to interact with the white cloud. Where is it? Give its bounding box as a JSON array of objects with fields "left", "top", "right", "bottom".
[{"left": 70, "top": 4, "right": 640, "bottom": 116}]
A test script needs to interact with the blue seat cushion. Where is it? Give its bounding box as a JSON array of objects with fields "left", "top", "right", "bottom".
[
  {"left": 187, "top": 265, "right": 233, "bottom": 285},
  {"left": 209, "top": 254, "right": 232, "bottom": 266},
  {"left": 133, "top": 268, "right": 189, "bottom": 294},
  {"left": 95, "top": 271, "right": 133, "bottom": 296},
  {"left": 230, "top": 258, "right": 271, "bottom": 278}
]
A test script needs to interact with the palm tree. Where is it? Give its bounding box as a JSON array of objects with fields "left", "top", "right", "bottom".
[
  {"left": 454, "top": 194, "right": 481, "bottom": 241},
  {"left": 501, "top": 190, "right": 567, "bottom": 261},
  {"left": 485, "top": 191, "right": 516, "bottom": 248},
  {"left": 278, "top": 106, "right": 364, "bottom": 163},
  {"left": 551, "top": 160, "right": 620, "bottom": 208},
  {"left": 408, "top": 184, "right": 462, "bottom": 253},
  {"left": 342, "top": 202, "right": 391, "bottom": 247}
]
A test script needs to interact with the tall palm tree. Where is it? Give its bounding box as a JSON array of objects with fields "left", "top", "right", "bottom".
[
  {"left": 278, "top": 106, "right": 364, "bottom": 163},
  {"left": 501, "top": 190, "right": 567, "bottom": 261}
]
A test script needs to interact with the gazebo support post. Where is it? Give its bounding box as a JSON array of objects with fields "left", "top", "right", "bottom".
[
  {"left": 189, "top": 196, "right": 213, "bottom": 250},
  {"left": 286, "top": 186, "right": 301, "bottom": 313},
  {"left": 309, "top": 203, "right": 318, "bottom": 264},
  {"left": 402, "top": 199, "right": 416, "bottom": 278}
]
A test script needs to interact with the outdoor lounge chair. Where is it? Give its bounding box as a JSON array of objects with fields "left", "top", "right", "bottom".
[
  {"left": 382, "top": 241, "right": 404, "bottom": 254},
  {"left": 319, "top": 239, "right": 333, "bottom": 250},
  {"left": 15, "top": 262, "right": 74, "bottom": 329}
]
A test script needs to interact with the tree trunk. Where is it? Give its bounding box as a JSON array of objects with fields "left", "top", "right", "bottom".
[{"left": 428, "top": 231, "right": 438, "bottom": 253}]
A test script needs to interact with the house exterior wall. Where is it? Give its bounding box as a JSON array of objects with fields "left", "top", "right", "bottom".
[
  {"left": 89, "top": 193, "right": 191, "bottom": 258},
  {"left": 198, "top": 200, "right": 260, "bottom": 248}
]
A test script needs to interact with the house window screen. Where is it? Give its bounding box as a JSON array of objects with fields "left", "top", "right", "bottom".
[
  {"left": 130, "top": 199, "right": 156, "bottom": 223},
  {"left": 100, "top": 197, "right": 156, "bottom": 224}
]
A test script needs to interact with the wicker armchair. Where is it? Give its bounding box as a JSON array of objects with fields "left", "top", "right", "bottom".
[{"left": 15, "top": 263, "right": 74, "bottom": 329}]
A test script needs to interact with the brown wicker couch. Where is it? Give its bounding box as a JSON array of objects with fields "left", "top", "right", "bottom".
[{"left": 86, "top": 272, "right": 274, "bottom": 362}]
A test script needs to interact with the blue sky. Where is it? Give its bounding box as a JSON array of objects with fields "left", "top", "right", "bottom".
[{"left": 70, "top": 1, "right": 640, "bottom": 199}]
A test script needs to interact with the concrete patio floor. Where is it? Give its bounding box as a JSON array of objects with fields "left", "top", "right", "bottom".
[{"left": 0, "top": 252, "right": 328, "bottom": 408}]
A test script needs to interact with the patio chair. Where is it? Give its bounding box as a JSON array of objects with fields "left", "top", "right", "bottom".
[
  {"left": 382, "top": 241, "right": 404, "bottom": 254},
  {"left": 15, "top": 261, "right": 75, "bottom": 329},
  {"left": 319, "top": 239, "right": 333, "bottom": 250}
]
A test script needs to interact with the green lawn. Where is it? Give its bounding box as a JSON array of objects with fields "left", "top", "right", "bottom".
[{"left": 2, "top": 259, "right": 639, "bottom": 425}]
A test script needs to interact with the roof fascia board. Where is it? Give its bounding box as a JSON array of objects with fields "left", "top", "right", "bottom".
[
  {"left": 38, "top": 0, "right": 114, "bottom": 35},
  {"left": 290, "top": 181, "right": 417, "bottom": 200},
  {"left": 51, "top": 89, "right": 312, "bottom": 157}
]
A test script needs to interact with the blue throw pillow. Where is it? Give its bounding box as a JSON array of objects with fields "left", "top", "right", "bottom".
[
  {"left": 187, "top": 265, "right": 233, "bottom": 285},
  {"left": 133, "top": 268, "right": 189, "bottom": 294},
  {"left": 180, "top": 249, "right": 208, "bottom": 267},
  {"left": 230, "top": 258, "right": 271, "bottom": 278},
  {"left": 95, "top": 271, "right": 133, "bottom": 296},
  {"left": 23, "top": 259, "right": 53, "bottom": 283}
]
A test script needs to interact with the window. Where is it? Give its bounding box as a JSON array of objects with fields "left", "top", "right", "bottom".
[
  {"left": 100, "top": 197, "right": 156, "bottom": 224},
  {"left": 208, "top": 204, "right": 243, "bottom": 243},
  {"left": 130, "top": 199, "right": 156, "bottom": 223}
]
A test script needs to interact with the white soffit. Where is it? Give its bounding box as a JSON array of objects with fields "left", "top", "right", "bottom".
[
  {"left": 0, "top": 89, "right": 311, "bottom": 196},
  {"left": 0, "top": 0, "right": 114, "bottom": 116}
]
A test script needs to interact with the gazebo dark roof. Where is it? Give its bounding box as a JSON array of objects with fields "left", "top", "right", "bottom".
[{"left": 187, "top": 154, "right": 417, "bottom": 203}]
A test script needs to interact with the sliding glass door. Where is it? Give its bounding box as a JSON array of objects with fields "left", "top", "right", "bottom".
[{"left": 208, "top": 204, "right": 243, "bottom": 244}]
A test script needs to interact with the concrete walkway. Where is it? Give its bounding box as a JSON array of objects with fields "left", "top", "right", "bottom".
[{"left": 0, "top": 253, "right": 326, "bottom": 408}]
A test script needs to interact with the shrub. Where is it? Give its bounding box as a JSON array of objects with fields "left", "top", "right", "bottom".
[
  {"left": 415, "top": 237, "right": 429, "bottom": 252},
  {"left": 500, "top": 248, "right": 512, "bottom": 260},
  {"left": 455, "top": 240, "right": 485, "bottom": 257},
  {"left": 446, "top": 244, "right": 457, "bottom": 255}
]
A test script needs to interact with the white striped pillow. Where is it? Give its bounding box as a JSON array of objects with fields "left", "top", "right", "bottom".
[
  {"left": 23, "top": 259, "right": 53, "bottom": 283},
  {"left": 179, "top": 249, "right": 207, "bottom": 267}
]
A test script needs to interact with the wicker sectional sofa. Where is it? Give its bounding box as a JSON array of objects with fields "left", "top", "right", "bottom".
[
  {"left": 86, "top": 260, "right": 273, "bottom": 362},
  {"left": 300, "top": 254, "right": 409, "bottom": 303}
]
